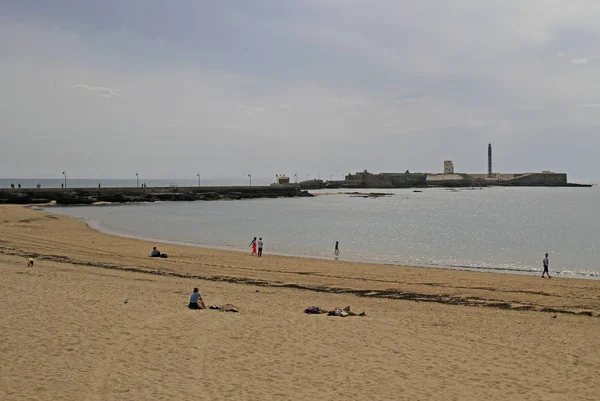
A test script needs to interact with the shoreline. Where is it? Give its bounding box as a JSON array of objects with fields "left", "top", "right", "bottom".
[
  {"left": 2, "top": 203, "right": 600, "bottom": 400},
  {"left": 3, "top": 204, "right": 599, "bottom": 316},
  {"left": 39, "top": 204, "right": 600, "bottom": 281}
]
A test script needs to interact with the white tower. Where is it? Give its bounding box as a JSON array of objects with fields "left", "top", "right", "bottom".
[{"left": 444, "top": 160, "right": 454, "bottom": 174}]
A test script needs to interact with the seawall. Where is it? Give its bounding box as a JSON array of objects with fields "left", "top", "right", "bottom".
[{"left": 0, "top": 185, "right": 312, "bottom": 205}]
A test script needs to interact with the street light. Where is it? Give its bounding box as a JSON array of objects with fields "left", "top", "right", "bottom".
[
  {"left": 197, "top": 172, "right": 201, "bottom": 187},
  {"left": 248, "top": 173, "right": 252, "bottom": 187},
  {"left": 135, "top": 172, "right": 139, "bottom": 188},
  {"left": 62, "top": 170, "right": 67, "bottom": 188},
  {"left": 294, "top": 173, "right": 298, "bottom": 183}
]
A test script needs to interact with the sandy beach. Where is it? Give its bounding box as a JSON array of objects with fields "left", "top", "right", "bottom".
[{"left": 1, "top": 204, "right": 599, "bottom": 401}]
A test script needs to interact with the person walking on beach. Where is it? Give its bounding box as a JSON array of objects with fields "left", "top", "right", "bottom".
[
  {"left": 188, "top": 287, "right": 206, "bottom": 310},
  {"left": 542, "top": 253, "right": 551, "bottom": 278},
  {"left": 334, "top": 241, "right": 340, "bottom": 256},
  {"left": 257, "top": 238, "right": 263, "bottom": 257},
  {"left": 250, "top": 237, "right": 257, "bottom": 255}
]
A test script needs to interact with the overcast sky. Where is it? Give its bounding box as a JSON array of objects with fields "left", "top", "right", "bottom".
[{"left": 1, "top": 1, "right": 599, "bottom": 180}]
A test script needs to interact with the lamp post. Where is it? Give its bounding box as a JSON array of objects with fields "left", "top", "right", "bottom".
[
  {"left": 294, "top": 173, "right": 298, "bottom": 183},
  {"left": 330, "top": 174, "right": 332, "bottom": 181},
  {"left": 62, "top": 170, "right": 67, "bottom": 188},
  {"left": 305, "top": 174, "right": 309, "bottom": 181},
  {"left": 248, "top": 173, "right": 252, "bottom": 187},
  {"left": 135, "top": 172, "right": 139, "bottom": 188},
  {"left": 197, "top": 172, "right": 200, "bottom": 187},
  {"left": 276, "top": 174, "right": 279, "bottom": 184},
  {"left": 317, "top": 172, "right": 320, "bottom": 180}
]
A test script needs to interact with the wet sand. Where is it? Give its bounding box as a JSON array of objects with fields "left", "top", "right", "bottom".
[{"left": 1, "top": 205, "right": 599, "bottom": 400}]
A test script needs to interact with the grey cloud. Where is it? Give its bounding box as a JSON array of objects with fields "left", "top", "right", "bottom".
[
  {"left": 1, "top": 1, "right": 599, "bottom": 179},
  {"left": 570, "top": 58, "right": 590, "bottom": 64},
  {"left": 71, "top": 84, "right": 122, "bottom": 98}
]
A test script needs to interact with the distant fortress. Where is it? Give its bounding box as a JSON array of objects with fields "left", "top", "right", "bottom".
[{"left": 296, "top": 144, "right": 588, "bottom": 189}]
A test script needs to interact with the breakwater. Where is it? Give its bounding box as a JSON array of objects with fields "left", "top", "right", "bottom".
[{"left": 0, "top": 186, "right": 312, "bottom": 205}]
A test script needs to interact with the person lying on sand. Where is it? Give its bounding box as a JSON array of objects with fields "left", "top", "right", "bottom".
[
  {"left": 188, "top": 287, "right": 206, "bottom": 310},
  {"left": 304, "top": 305, "right": 365, "bottom": 317},
  {"left": 329, "top": 306, "right": 366, "bottom": 317},
  {"left": 304, "top": 306, "right": 329, "bottom": 314}
]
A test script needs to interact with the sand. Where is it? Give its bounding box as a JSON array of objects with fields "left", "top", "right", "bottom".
[{"left": 1, "top": 204, "right": 599, "bottom": 401}]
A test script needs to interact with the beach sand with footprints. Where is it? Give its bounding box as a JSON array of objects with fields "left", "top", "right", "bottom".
[{"left": 1, "top": 205, "right": 599, "bottom": 400}]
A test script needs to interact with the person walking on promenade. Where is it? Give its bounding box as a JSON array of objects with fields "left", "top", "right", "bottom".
[
  {"left": 542, "top": 253, "right": 551, "bottom": 278},
  {"left": 257, "top": 238, "right": 263, "bottom": 257},
  {"left": 250, "top": 237, "right": 257, "bottom": 256}
]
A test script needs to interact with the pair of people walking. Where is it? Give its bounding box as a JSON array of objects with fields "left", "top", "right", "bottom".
[{"left": 249, "top": 237, "right": 264, "bottom": 257}]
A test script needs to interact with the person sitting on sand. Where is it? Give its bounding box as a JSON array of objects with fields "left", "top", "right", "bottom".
[
  {"left": 188, "top": 287, "right": 206, "bottom": 310},
  {"left": 150, "top": 247, "right": 160, "bottom": 257},
  {"left": 27, "top": 258, "right": 34, "bottom": 267}
]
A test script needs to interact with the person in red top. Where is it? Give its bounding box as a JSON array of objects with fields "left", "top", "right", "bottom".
[{"left": 249, "top": 237, "right": 257, "bottom": 255}]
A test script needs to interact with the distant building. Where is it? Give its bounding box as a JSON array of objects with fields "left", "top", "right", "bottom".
[
  {"left": 344, "top": 170, "right": 426, "bottom": 188},
  {"left": 444, "top": 160, "right": 454, "bottom": 174},
  {"left": 278, "top": 175, "right": 290, "bottom": 184}
]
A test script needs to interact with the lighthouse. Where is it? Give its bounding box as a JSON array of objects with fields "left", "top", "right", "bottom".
[{"left": 488, "top": 143, "right": 493, "bottom": 178}]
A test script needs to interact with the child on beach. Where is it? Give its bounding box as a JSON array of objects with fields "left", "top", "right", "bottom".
[
  {"left": 27, "top": 258, "right": 34, "bottom": 267},
  {"left": 257, "top": 238, "right": 263, "bottom": 257},
  {"left": 188, "top": 288, "right": 206, "bottom": 310},
  {"left": 250, "top": 237, "right": 257, "bottom": 255}
]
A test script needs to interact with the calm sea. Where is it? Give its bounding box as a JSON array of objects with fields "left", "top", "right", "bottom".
[{"left": 42, "top": 185, "right": 600, "bottom": 279}]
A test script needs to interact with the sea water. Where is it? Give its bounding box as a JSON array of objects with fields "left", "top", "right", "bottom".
[{"left": 43, "top": 185, "right": 600, "bottom": 279}]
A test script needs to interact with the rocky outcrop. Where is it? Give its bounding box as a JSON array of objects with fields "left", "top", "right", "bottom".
[{"left": 0, "top": 186, "right": 313, "bottom": 205}]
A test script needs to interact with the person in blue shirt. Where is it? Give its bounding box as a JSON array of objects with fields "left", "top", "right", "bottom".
[{"left": 188, "top": 287, "right": 206, "bottom": 310}]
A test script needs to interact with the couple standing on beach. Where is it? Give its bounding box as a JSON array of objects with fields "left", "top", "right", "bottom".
[{"left": 250, "top": 237, "right": 263, "bottom": 257}]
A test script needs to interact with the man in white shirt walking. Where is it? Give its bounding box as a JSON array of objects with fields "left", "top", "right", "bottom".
[
  {"left": 257, "top": 238, "right": 263, "bottom": 257},
  {"left": 542, "top": 253, "right": 551, "bottom": 278}
]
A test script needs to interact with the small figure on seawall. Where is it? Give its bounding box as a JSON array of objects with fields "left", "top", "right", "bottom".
[{"left": 542, "top": 252, "right": 551, "bottom": 278}]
